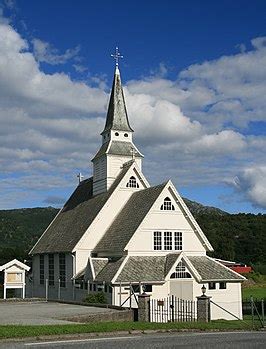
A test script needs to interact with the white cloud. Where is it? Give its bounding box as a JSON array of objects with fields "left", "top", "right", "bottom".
[
  {"left": 32, "top": 38, "right": 80, "bottom": 65},
  {"left": 0, "top": 16, "right": 265, "bottom": 210},
  {"left": 234, "top": 167, "right": 266, "bottom": 208}
]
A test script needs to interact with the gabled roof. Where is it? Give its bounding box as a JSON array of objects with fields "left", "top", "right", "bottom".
[
  {"left": 94, "top": 257, "right": 126, "bottom": 282},
  {"left": 94, "top": 182, "right": 167, "bottom": 254},
  {"left": 187, "top": 256, "right": 245, "bottom": 282},
  {"left": 101, "top": 67, "right": 133, "bottom": 134},
  {"left": 92, "top": 140, "right": 143, "bottom": 161},
  {"left": 30, "top": 163, "right": 133, "bottom": 255},
  {"left": 0, "top": 259, "right": 30, "bottom": 272}
]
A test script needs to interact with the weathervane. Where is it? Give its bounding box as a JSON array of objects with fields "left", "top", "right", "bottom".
[{"left": 111, "top": 47, "right": 123, "bottom": 67}]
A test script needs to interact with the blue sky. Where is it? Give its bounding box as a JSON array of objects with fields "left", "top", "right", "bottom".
[{"left": 0, "top": 0, "right": 265, "bottom": 213}]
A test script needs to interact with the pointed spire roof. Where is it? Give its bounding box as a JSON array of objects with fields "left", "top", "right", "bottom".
[{"left": 101, "top": 67, "right": 134, "bottom": 134}]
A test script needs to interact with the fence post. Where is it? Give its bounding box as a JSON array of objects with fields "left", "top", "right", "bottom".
[
  {"left": 262, "top": 299, "right": 264, "bottom": 327},
  {"left": 251, "top": 296, "right": 254, "bottom": 330},
  {"left": 138, "top": 293, "right": 150, "bottom": 322},
  {"left": 197, "top": 288, "right": 211, "bottom": 322},
  {"left": 45, "top": 279, "right": 48, "bottom": 301},
  {"left": 58, "top": 279, "right": 61, "bottom": 300}
]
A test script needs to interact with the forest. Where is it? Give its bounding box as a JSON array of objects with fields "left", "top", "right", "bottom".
[{"left": 0, "top": 206, "right": 265, "bottom": 273}]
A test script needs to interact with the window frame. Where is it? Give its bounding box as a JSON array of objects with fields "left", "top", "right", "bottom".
[
  {"left": 219, "top": 282, "right": 227, "bottom": 289},
  {"left": 39, "top": 254, "right": 44, "bottom": 285},
  {"left": 153, "top": 231, "right": 162, "bottom": 250},
  {"left": 126, "top": 176, "right": 139, "bottom": 188},
  {"left": 174, "top": 232, "right": 183, "bottom": 250},
  {"left": 160, "top": 197, "right": 175, "bottom": 211},
  {"left": 164, "top": 231, "right": 173, "bottom": 250},
  {"left": 208, "top": 282, "right": 216, "bottom": 290},
  {"left": 48, "top": 254, "right": 54, "bottom": 286},
  {"left": 59, "top": 253, "right": 66, "bottom": 288}
]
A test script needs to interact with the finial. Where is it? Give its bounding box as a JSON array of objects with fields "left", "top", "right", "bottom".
[
  {"left": 111, "top": 46, "right": 123, "bottom": 67},
  {"left": 77, "top": 172, "right": 84, "bottom": 184}
]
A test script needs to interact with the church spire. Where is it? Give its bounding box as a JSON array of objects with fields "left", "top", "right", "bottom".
[{"left": 101, "top": 48, "right": 133, "bottom": 135}]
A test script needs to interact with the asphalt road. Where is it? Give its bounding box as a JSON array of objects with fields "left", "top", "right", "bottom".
[
  {"left": 0, "top": 331, "right": 265, "bottom": 349},
  {"left": 0, "top": 301, "right": 115, "bottom": 325}
]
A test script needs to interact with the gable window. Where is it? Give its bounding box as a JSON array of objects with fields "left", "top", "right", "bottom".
[
  {"left": 160, "top": 197, "right": 175, "bottom": 211},
  {"left": 174, "top": 232, "right": 183, "bottom": 250},
  {"left": 164, "top": 231, "right": 172, "bottom": 250},
  {"left": 170, "top": 260, "right": 192, "bottom": 278},
  {"left": 219, "top": 282, "right": 226, "bottom": 289},
  {"left": 59, "top": 253, "right": 66, "bottom": 288},
  {"left": 48, "top": 254, "right": 54, "bottom": 286},
  {"left": 153, "top": 231, "right": 162, "bottom": 250},
  {"left": 153, "top": 231, "right": 183, "bottom": 251},
  {"left": 126, "top": 176, "right": 139, "bottom": 188},
  {"left": 40, "top": 255, "right": 44, "bottom": 285},
  {"left": 208, "top": 282, "right": 216, "bottom": 290}
]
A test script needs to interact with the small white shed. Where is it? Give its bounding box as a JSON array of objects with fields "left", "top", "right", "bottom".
[{"left": 0, "top": 259, "right": 30, "bottom": 299}]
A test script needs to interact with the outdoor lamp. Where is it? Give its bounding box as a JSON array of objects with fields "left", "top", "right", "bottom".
[{"left": 201, "top": 285, "right": 206, "bottom": 295}]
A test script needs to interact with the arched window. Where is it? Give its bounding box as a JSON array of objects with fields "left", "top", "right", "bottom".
[
  {"left": 126, "top": 176, "right": 139, "bottom": 188},
  {"left": 170, "top": 261, "right": 191, "bottom": 279},
  {"left": 160, "top": 197, "right": 175, "bottom": 211}
]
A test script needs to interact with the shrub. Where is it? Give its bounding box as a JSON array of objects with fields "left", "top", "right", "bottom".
[{"left": 84, "top": 292, "right": 107, "bottom": 304}]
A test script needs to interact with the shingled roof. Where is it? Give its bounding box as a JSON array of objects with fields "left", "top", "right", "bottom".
[
  {"left": 101, "top": 67, "right": 133, "bottom": 134},
  {"left": 92, "top": 140, "right": 142, "bottom": 161},
  {"left": 30, "top": 163, "right": 132, "bottom": 254},
  {"left": 94, "top": 182, "right": 166, "bottom": 254},
  {"left": 187, "top": 256, "right": 244, "bottom": 282}
]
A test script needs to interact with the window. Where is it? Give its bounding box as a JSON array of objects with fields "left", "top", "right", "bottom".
[
  {"left": 164, "top": 231, "right": 172, "bottom": 250},
  {"left": 219, "top": 282, "right": 226, "bottom": 289},
  {"left": 48, "top": 254, "right": 54, "bottom": 286},
  {"left": 124, "top": 133, "right": 128, "bottom": 137},
  {"left": 208, "top": 282, "right": 216, "bottom": 290},
  {"left": 40, "top": 255, "right": 44, "bottom": 285},
  {"left": 153, "top": 231, "right": 162, "bottom": 250},
  {"left": 115, "top": 132, "right": 119, "bottom": 136},
  {"left": 160, "top": 197, "right": 175, "bottom": 211},
  {"left": 174, "top": 232, "right": 183, "bottom": 250},
  {"left": 59, "top": 253, "right": 66, "bottom": 288},
  {"left": 126, "top": 176, "right": 139, "bottom": 188},
  {"left": 143, "top": 284, "right": 153, "bottom": 292},
  {"left": 170, "top": 260, "right": 191, "bottom": 278}
]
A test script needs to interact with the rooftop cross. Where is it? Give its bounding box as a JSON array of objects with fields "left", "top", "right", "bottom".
[
  {"left": 111, "top": 47, "right": 123, "bottom": 67},
  {"left": 130, "top": 147, "right": 136, "bottom": 161},
  {"left": 77, "top": 172, "right": 84, "bottom": 184}
]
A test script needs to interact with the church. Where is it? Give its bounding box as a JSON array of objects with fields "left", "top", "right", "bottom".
[{"left": 29, "top": 53, "right": 244, "bottom": 320}]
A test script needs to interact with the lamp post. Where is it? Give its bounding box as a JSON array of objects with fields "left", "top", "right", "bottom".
[{"left": 201, "top": 284, "right": 206, "bottom": 296}]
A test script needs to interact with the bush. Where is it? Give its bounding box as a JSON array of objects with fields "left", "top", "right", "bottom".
[{"left": 84, "top": 292, "right": 107, "bottom": 304}]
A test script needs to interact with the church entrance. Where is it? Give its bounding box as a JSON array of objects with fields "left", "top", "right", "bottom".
[{"left": 169, "top": 280, "right": 193, "bottom": 300}]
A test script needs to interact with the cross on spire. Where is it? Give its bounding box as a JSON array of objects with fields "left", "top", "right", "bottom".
[
  {"left": 130, "top": 147, "right": 136, "bottom": 161},
  {"left": 111, "top": 47, "right": 123, "bottom": 67},
  {"left": 77, "top": 172, "right": 84, "bottom": 184}
]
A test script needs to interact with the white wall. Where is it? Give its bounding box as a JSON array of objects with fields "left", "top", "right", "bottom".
[
  {"left": 126, "top": 187, "right": 206, "bottom": 255},
  {"left": 193, "top": 281, "right": 243, "bottom": 320}
]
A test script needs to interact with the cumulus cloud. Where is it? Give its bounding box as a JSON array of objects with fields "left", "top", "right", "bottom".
[
  {"left": 234, "top": 167, "right": 266, "bottom": 209},
  {"left": 32, "top": 38, "right": 80, "bottom": 65},
  {"left": 0, "top": 15, "right": 265, "bottom": 210}
]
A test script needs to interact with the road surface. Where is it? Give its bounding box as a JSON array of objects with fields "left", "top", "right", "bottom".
[{"left": 0, "top": 331, "right": 265, "bottom": 348}]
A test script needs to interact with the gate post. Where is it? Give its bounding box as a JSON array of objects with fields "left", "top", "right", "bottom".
[
  {"left": 197, "top": 286, "right": 211, "bottom": 322},
  {"left": 138, "top": 293, "right": 150, "bottom": 322}
]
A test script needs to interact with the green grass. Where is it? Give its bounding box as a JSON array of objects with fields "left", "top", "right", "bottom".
[
  {"left": 242, "top": 286, "right": 266, "bottom": 300},
  {"left": 0, "top": 320, "right": 254, "bottom": 340}
]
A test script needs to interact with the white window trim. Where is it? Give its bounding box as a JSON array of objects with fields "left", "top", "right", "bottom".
[{"left": 153, "top": 231, "right": 183, "bottom": 251}]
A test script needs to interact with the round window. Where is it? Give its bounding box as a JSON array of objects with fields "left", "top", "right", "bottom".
[
  {"left": 115, "top": 132, "right": 119, "bottom": 136},
  {"left": 124, "top": 133, "right": 128, "bottom": 137}
]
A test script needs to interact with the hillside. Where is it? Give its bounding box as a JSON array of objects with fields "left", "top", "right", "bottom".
[{"left": 0, "top": 202, "right": 265, "bottom": 271}]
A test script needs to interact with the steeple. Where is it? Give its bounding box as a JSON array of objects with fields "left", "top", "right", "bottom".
[
  {"left": 91, "top": 48, "right": 143, "bottom": 196},
  {"left": 101, "top": 66, "right": 133, "bottom": 135}
]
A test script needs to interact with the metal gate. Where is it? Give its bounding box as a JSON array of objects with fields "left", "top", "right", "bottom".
[{"left": 150, "top": 295, "right": 196, "bottom": 323}]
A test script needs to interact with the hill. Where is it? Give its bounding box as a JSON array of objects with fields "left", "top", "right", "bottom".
[{"left": 0, "top": 202, "right": 265, "bottom": 272}]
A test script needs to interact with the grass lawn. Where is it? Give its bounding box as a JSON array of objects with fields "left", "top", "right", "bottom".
[
  {"left": 242, "top": 286, "right": 266, "bottom": 300},
  {"left": 0, "top": 320, "right": 254, "bottom": 340}
]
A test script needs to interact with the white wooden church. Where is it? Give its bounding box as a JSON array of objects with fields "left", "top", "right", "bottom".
[{"left": 30, "top": 56, "right": 244, "bottom": 320}]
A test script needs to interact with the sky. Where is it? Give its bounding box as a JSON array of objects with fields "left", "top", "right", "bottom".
[{"left": 0, "top": 0, "right": 265, "bottom": 213}]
